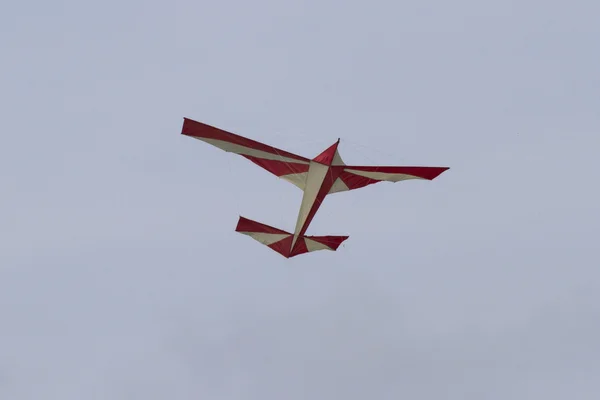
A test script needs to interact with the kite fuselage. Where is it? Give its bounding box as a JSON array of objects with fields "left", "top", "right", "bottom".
[{"left": 289, "top": 140, "right": 345, "bottom": 255}]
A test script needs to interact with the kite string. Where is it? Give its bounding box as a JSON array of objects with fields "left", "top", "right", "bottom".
[
  {"left": 269, "top": 130, "right": 331, "bottom": 150},
  {"left": 269, "top": 129, "right": 400, "bottom": 163},
  {"left": 226, "top": 153, "right": 242, "bottom": 217},
  {"left": 341, "top": 138, "right": 402, "bottom": 165}
]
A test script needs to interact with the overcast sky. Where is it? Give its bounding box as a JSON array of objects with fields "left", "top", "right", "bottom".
[{"left": 2, "top": 0, "right": 600, "bottom": 398}]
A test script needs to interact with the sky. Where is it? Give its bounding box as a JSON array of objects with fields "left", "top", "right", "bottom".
[{"left": 1, "top": 0, "right": 600, "bottom": 398}]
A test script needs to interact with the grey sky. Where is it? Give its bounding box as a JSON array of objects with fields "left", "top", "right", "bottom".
[{"left": 2, "top": 0, "right": 599, "bottom": 398}]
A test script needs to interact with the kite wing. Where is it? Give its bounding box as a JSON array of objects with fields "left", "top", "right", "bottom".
[
  {"left": 181, "top": 118, "right": 311, "bottom": 189},
  {"left": 328, "top": 165, "right": 449, "bottom": 194}
]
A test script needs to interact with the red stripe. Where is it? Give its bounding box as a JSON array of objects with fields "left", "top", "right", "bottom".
[
  {"left": 182, "top": 118, "right": 309, "bottom": 162},
  {"left": 269, "top": 235, "right": 293, "bottom": 258},
  {"left": 289, "top": 238, "right": 309, "bottom": 257},
  {"left": 312, "top": 141, "right": 339, "bottom": 165},
  {"left": 235, "top": 216, "right": 290, "bottom": 235},
  {"left": 339, "top": 171, "right": 380, "bottom": 190},
  {"left": 242, "top": 155, "right": 310, "bottom": 177},
  {"left": 345, "top": 166, "right": 449, "bottom": 180},
  {"left": 305, "top": 235, "right": 349, "bottom": 250}
]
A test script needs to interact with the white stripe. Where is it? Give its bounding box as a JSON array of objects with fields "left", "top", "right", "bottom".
[
  {"left": 344, "top": 169, "right": 424, "bottom": 182},
  {"left": 332, "top": 149, "right": 345, "bottom": 166},
  {"left": 305, "top": 238, "right": 333, "bottom": 252},
  {"left": 291, "top": 161, "right": 329, "bottom": 249},
  {"left": 280, "top": 172, "right": 308, "bottom": 190},
  {"left": 328, "top": 177, "right": 349, "bottom": 194},
  {"left": 194, "top": 137, "right": 309, "bottom": 164},
  {"left": 239, "top": 232, "right": 290, "bottom": 246}
]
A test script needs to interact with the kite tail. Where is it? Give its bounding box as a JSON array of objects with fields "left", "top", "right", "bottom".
[{"left": 235, "top": 216, "right": 348, "bottom": 258}]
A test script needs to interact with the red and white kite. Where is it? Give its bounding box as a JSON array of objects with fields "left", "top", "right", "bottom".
[{"left": 182, "top": 118, "right": 448, "bottom": 258}]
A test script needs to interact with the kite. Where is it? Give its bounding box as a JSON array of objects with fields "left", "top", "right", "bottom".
[{"left": 181, "top": 117, "right": 449, "bottom": 258}]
